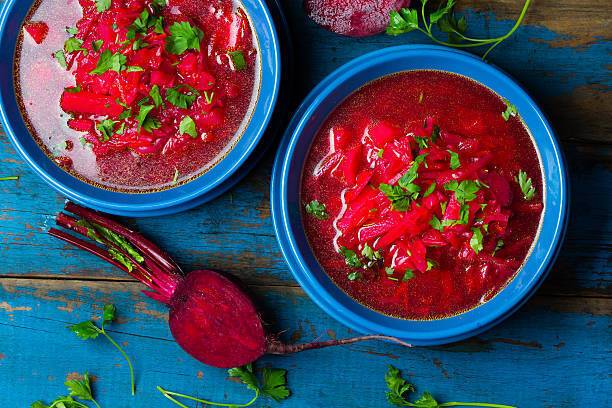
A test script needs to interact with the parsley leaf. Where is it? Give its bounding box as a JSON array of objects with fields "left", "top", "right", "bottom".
[
  {"left": 402, "top": 269, "right": 414, "bottom": 281},
  {"left": 385, "top": 365, "right": 415, "bottom": 406},
  {"left": 149, "top": 85, "right": 163, "bottom": 108},
  {"left": 228, "top": 364, "right": 259, "bottom": 392},
  {"left": 95, "top": 119, "right": 117, "bottom": 142},
  {"left": 515, "top": 170, "right": 535, "bottom": 200},
  {"left": 493, "top": 239, "right": 505, "bottom": 256},
  {"left": 386, "top": 8, "right": 419, "bottom": 35},
  {"left": 92, "top": 39, "right": 103, "bottom": 52},
  {"left": 53, "top": 50, "right": 67, "bottom": 69},
  {"left": 95, "top": 0, "right": 111, "bottom": 13},
  {"left": 65, "top": 373, "right": 96, "bottom": 403},
  {"left": 89, "top": 49, "right": 126, "bottom": 75},
  {"left": 423, "top": 182, "right": 436, "bottom": 197},
  {"left": 470, "top": 227, "right": 484, "bottom": 254},
  {"left": 165, "top": 21, "right": 204, "bottom": 54},
  {"left": 179, "top": 115, "right": 197, "bottom": 138},
  {"left": 68, "top": 321, "right": 100, "bottom": 340},
  {"left": 228, "top": 50, "right": 247, "bottom": 70},
  {"left": 305, "top": 200, "right": 328, "bottom": 220},
  {"left": 261, "top": 368, "right": 290, "bottom": 402},
  {"left": 444, "top": 180, "right": 480, "bottom": 203},
  {"left": 136, "top": 104, "right": 155, "bottom": 131},
  {"left": 64, "top": 37, "right": 85, "bottom": 54},
  {"left": 340, "top": 246, "right": 362, "bottom": 268},
  {"left": 502, "top": 99, "right": 518, "bottom": 121},
  {"left": 429, "top": 215, "right": 444, "bottom": 232},
  {"left": 447, "top": 149, "right": 461, "bottom": 170},
  {"left": 166, "top": 85, "right": 199, "bottom": 109}
]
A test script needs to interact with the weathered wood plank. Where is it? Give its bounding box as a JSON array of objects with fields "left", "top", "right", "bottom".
[{"left": 0, "top": 278, "right": 610, "bottom": 407}]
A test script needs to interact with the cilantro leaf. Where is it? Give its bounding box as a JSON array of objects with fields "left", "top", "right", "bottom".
[
  {"left": 361, "top": 243, "right": 381, "bottom": 262},
  {"left": 228, "top": 50, "right": 247, "bottom": 70},
  {"left": 30, "top": 402, "right": 48, "bottom": 408},
  {"left": 179, "top": 115, "right": 197, "bottom": 138},
  {"left": 470, "top": 227, "right": 484, "bottom": 254},
  {"left": 305, "top": 200, "right": 328, "bottom": 220},
  {"left": 68, "top": 321, "right": 100, "bottom": 340},
  {"left": 261, "top": 368, "right": 290, "bottom": 402},
  {"left": 429, "top": 215, "right": 444, "bottom": 232},
  {"left": 53, "top": 50, "right": 67, "bottom": 69},
  {"left": 339, "top": 246, "right": 362, "bottom": 268},
  {"left": 430, "top": 0, "right": 456, "bottom": 24},
  {"left": 447, "top": 149, "right": 460, "bottom": 170},
  {"left": 89, "top": 49, "right": 126, "bottom": 75},
  {"left": 515, "top": 170, "right": 535, "bottom": 200},
  {"left": 95, "top": 0, "right": 111, "bottom": 12},
  {"left": 165, "top": 21, "right": 204, "bottom": 54},
  {"left": 502, "top": 99, "right": 518, "bottom": 121}
]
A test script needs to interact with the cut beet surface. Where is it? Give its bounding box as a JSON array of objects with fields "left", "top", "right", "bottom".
[{"left": 304, "top": 0, "right": 410, "bottom": 37}]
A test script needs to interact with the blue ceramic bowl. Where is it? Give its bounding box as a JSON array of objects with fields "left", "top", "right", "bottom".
[
  {"left": 0, "top": 0, "right": 281, "bottom": 216},
  {"left": 271, "top": 45, "right": 569, "bottom": 345}
]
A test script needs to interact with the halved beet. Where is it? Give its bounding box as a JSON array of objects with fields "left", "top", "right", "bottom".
[{"left": 304, "top": 0, "right": 410, "bottom": 37}]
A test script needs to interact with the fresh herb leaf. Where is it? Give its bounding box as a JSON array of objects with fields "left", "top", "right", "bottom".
[
  {"left": 126, "top": 65, "right": 144, "bottom": 72},
  {"left": 204, "top": 91, "right": 214, "bottom": 105},
  {"left": 165, "top": 21, "right": 204, "bottom": 54},
  {"left": 429, "top": 215, "right": 444, "bottom": 232},
  {"left": 53, "top": 50, "right": 67, "bottom": 69},
  {"left": 65, "top": 373, "right": 96, "bottom": 403},
  {"left": 261, "top": 368, "right": 290, "bottom": 402},
  {"left": 228, "top": 365, "right": 260, "bottom": 392},
  {"left": 402, "top": 270, "right": 414, "bottom": 281},
  {"left": 386, "top": 1, "right": 532, "bottom": 60},
  {"left": 305, "top": 200, "right": 328, "bottom": 220},
  {"left": 136, "top": 104, "right": 155, "bottom": 131},
  {"left": 92, "top": 39, "right": 103, "bottom": 52},
  {"left": 64, "top": 37, "right": 85, "bottom": 53},
  {"left": 65, "top": 85, "right": 81, "bottom": 93},
  {"left": 95, "top": 119, "right": 117, "bottom": 142},
  {"left": 447, "top": 149, "right": 460, "bottom": 170},
  {"left": 148, "top": 85, "right": 163, "bottom": 108},
  {"left": 377, "top": 148, "right": 385, "bottom": 158},
  {"left": 502, "top": 99, "right": 518, "bottom": 121},
  {"left": 172, "top": 168, "right": 179, "bottom": 185},
  {"left": 166, "top": 85, "right": 199, "bottom": 109},
  {"left": 426, "top": 259, "right": 437, "bottom": 271},
  {"left": 67, "top": 305, "right": 135, "bottom": 395},
  {"left": 444, "top": 180, "right": 480, "bottom": 203},
  {"left": 228, "top": 50, "right": 247, "bottom": 70},
  {"left": 347, "top": 271, "right": 361, "bottom": 281},
  {"left": 470, "top": 227, "right": 484, "bottom": 254},
  {"left": 493, "top": 239, "right": 505, "bottom": 256},
  {"left": 66, "top": 26, "right": 78, "bottom": 35},
  {"left": 90, "top": 49, "right": 126, "bottom": 75},
  {"left": 423, "top": 182, "right": 436, "bottom": 197},
  {"left": 95, "top": 0, "right": 111, "bottom": 13},
  {"left": 179, "top": 115, "right": 197, "bottom": 138},
  {"left": 361, "top": 243, "right": 382, "bottom": 262},
  {"left": 340, "top": 246, "right": 362, "bottom": 268},
  {"left": 515, "top": 170, "right": 535, "bottom": 200}
]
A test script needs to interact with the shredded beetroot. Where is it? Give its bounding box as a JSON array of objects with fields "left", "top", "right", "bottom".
[
  {"left": 304, "top": 0, "right": 410, "bottom": 37},
  {"left": 24, "top": 21, "right": 49, "bottom": 44},
  {"left": 50, "top": 202, "right": 412, "bottom": 368}
]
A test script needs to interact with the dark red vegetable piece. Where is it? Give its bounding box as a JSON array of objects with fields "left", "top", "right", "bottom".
[{"left": 24, "top": 21, "right": 49, "bottom": 44}]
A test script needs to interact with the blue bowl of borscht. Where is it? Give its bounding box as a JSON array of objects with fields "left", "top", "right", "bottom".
[
  {"left": 0, "top": 0, "right": 281, "bottom": 215},
  {"left": 271, "top": 45, "right": 568, "bottom": 345}
]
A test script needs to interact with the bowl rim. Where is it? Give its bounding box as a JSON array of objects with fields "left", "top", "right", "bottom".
[
  {"left": 0, "top": 0, "right": 281, "bottom": 213},
  {"left": 271, "top": 45, "right": 569, "bottom": 344}
]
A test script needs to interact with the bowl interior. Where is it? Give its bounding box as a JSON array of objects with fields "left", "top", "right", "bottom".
[
  {"left": 0, "top": 0, "right": 280, "bottom": 212},
  {"left": 273, "top": 45, "right": 567, "bottom": 344}
]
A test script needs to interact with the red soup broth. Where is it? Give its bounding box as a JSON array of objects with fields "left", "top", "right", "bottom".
[
  {"left": 16, "top": 0, "right": 260, "bottom": 192},
  {"left": 301, "top": 70, "right": 544, "bottom": 320}
]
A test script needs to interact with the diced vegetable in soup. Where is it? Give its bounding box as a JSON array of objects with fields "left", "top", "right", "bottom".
[
  {"left": 301, "top": 71, "right": 544, "bottom": 320},
  {"left": 16, "top": 0, "right": 259, "bottom": 191}
]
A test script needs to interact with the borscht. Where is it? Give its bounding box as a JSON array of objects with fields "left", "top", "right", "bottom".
[
  {"left": 301, "top": 70, "right": 544, "bottom": 320},
  {"left": 16, "top": 0, "right": 259, "bottom": 191}
]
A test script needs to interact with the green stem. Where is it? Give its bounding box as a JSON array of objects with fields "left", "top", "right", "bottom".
[
  {"left": 0, "top": 176, "right": 19, "bottom": 181},
  {"left": 48, "top": 399, "right": 89, "bottom": 408},
  {"left": 440, "top": 403, "right": 517, "bottom": 408},
  {"left": 157, "top": 386, "right": 260, "bottom": 408},
  {"left": 101, "top": 330, "right": 135, "bottom": 396}
]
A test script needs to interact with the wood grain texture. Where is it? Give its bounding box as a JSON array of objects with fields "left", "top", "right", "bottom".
[{"left": 0, "top": 0, "right": 610, "bottom": 407}]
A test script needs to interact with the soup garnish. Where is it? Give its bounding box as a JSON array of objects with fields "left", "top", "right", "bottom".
[
  {"left": 16, "top": 0, "right": 259, "bottom": 191},
  {"left": 301, "top": 70, "right": 544, "bottom": 320}
]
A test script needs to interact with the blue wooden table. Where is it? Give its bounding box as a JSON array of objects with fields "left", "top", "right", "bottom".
[{"left": 1, "top": 1, "right": 610, "bottom": 407}]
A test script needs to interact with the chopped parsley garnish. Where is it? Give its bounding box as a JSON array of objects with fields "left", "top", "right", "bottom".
[
  {"left": 426, "top": 259, "right": 437, "bottom": 271},
  {"left": 444, "top": 180, "right": 480, "bottom": 203},
  {"left": 347, "top": 271, "right": 361, "bottom": 281},
  {"left": 96, "top": 119, "right": 118, "bottom": 142},
  {"left": 126, "top": 66, "right": 144, "bottom": 72},
  {"left": 228, "top": 50, "right": 247, "bottom": 70},
  {"left": 429, "top": 215, "right": 443, "bottom": 232},
  {"left": 493, "top": 239, "right": 505, "bottom": 256},
  {"left": 502, "top": 99, "right": 518, "bottom": 121},
  {"left": 380, "top": 154, "right": 427, "bottom": 211},
  {"left": 470, "top": 227, "right": 484, "bottom": 254},
  {"left": 53, "top": 50, "right": 67, "bottom": 69},
  {"left": 136, "top": 104, "right": 160, "bottom": 132},
  {"left": 90, "top": 49, "right": 126, "bottom": 75},
  {"left": 305, "top": 200, "right": 328, "bottom": 220},
  {"left": 64, "top": 37, "right": 85, "bottom": 54},
  {"left": 64, "top": 85, "right": 81, "bottom": 93},
  {"left": 166, "top": 84, "right": 199, "bottom": 109},
  {"left": 66, "top": 26, "right": 78, "bottom": 35},
  {"left": 423, "top": 182, "right": 436, "bottom": 197},
  {"left": 165, "top": 21, "right": 204, "bottom": 55},
  {"left": 95, "top": 0, "right": 111, "bottom": 13},
  {"left": 402, "top": 270, "right": 414, "bottom": 281},
  {"left": 515, "top": 170, "right": 535, "bottom": 200},
  {"left": 92, "top": 39, "right": 103, "bottom": 52},
  {"left": 179, "top": 115, "right": 197, "bottom": 138},
  {"left": 340, "top": 247, "right": 362, "bottom": 269},
  {"left": 149, "top": 85, "right": 163, "bottom": 108},
  {"left": 377, "top": 148, "right": 385, "bottom": 158},
  {"left": 447, "top": 149, "right": 460, "bottom": 170},
  {"left": 361, "top": 243, "right": 382, "bottom": 268}
]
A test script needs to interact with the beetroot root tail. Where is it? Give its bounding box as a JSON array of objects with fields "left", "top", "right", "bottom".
[{"left": 266, "top": 335, "right": 412, "bottom": 355}]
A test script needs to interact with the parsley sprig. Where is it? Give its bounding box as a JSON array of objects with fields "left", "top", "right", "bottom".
[
  {"left": 385, "top": 365, "right": 516, "bottom": 407},
  {"left": 515, "top": 170, "right": 535, "bottom": 200},
  {"left": 158, "top": 364, "right": 290, "bottom": 407},
  {"left": 380, "top": 154, "right": 428, "bottom": 211},
  {"left": 305, "top": 200, "right": 329, "bottom": 220},
  {"left": 32, "top": 372, "right": 100, "bottom": 408},
  {"left": 386, "top": 0, "right": 532, "bottom": 60},
  {"left": 68, "top": 304, "right": 136, "bottom": 396}
]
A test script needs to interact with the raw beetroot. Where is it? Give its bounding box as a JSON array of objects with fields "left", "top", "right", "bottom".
[
  {"left": 305, "top": 0, "right": 410, "bottom": 37},
  {"left": 49, "top": 202, "right": 411, "bottom": 368}
]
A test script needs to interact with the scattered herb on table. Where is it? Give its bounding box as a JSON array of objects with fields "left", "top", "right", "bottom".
[
  {"left": 68, "top": 304, "right": 136, "bottom": 395},
  {"left": 158, "top": 363, "right": 290, "bottom": 407},
  {"left": 0, "top": 176, "right": 19, "bottom": 181},
  {"left": 385, "top": 365, "right": 516, "bottom": 408},
  {"left": 32, "top": 372, "right": 100, "bottom": 408},
  {"left": 386, "top": 0, "right": 532, "bottom": 60},
  {"left": 305, "top": 200, "right": 328, "bottom": 220},
  {"left": 515, "top": 170, "right": 535, "bottom": 200}
]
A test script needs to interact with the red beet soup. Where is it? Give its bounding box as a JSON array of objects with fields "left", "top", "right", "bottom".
[
  {"left": 301, "top": 71, "right": 544, "bottom": 320},
  {"left": 16, "top": 0, "right": 259, "bottom": 192}
]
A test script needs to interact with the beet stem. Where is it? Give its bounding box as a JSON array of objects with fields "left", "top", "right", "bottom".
[{"left": 266, "top": 335, "right": 412, "bottom": 355}]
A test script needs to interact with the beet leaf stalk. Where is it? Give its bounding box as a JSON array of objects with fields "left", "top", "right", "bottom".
[{"left": 50, "top": 202, "right": 413, "bottom": 370}]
